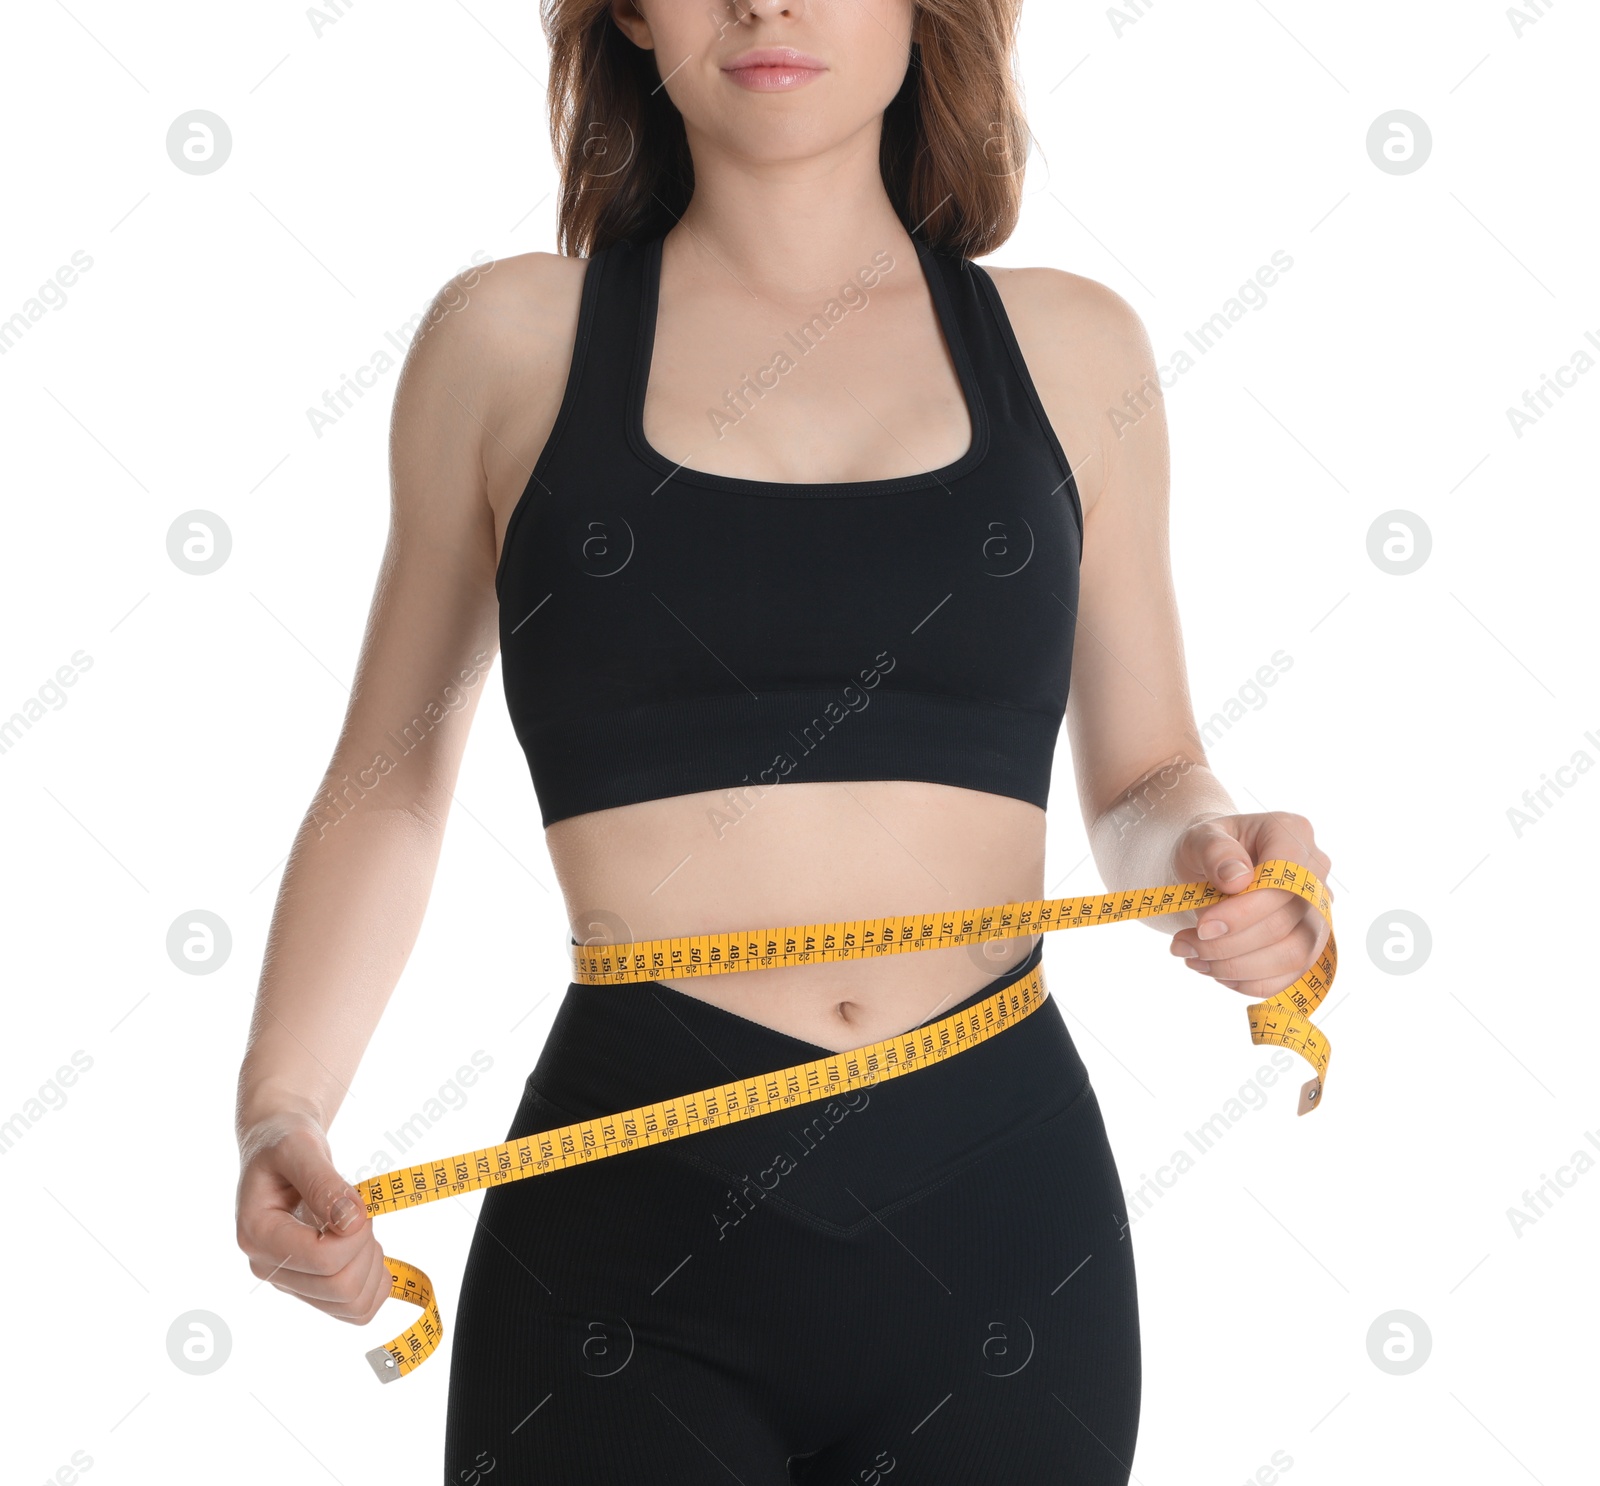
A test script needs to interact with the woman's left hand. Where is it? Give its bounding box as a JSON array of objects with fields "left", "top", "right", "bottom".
[{"left": 1167, "top": 811, "right": 1333, "bottom": 1000}]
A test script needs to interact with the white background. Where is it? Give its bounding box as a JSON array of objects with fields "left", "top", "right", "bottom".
[{"left": 2, "top": 1, "right": 1595, "bottom": 1482}]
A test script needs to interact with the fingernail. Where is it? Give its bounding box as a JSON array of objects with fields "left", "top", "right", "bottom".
[
  {"left": 1197, "top": 920, "right": 1229, "bottom": 941},
  {"left": 330, "top": 1195, "right": 359, "bottom": 1232},
  {"left": 1170, "top": 940, "right": 1198, "bottom": 957},
  {"left": 1186, "top": 959, "right": 1211, "bottom": 974},
  {"left": 1217, "top": 859, "right": 1251, "bottom": 885}
]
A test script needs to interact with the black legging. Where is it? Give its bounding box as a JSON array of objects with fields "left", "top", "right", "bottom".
[{"left": 443, "top": 938, "right": 1141, "bottom": 1482}]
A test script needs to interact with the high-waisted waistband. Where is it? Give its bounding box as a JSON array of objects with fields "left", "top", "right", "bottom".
[{"left": 524, "top": 937, "right": 1093, "bottom": 1230}]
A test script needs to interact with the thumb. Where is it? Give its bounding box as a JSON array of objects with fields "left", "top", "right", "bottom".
[
  {"left": 1175, "top": 820, "right": 1255, "bottom": 894},
  {"left": 277, "top": 1125, "right": 366, "bottom": 1236}
]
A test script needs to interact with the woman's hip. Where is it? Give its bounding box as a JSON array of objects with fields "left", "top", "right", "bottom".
[{"left": 510, "top": 935, "right": 1099, "bottom": 1227}]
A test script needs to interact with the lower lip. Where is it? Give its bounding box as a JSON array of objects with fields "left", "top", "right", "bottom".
[{"left": 722, "top": 64, "right": 824, "bottom": 92}]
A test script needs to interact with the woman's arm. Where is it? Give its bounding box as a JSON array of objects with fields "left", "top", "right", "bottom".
[
  {"left": 232, "top": 262, "right": 516, "bottom": 1323},
  {"left": 235, "top": 269, "right": 504, "bottom": 1136},
  {"left": 995, "top": 267, "right": 1331, "bottom": 999}
]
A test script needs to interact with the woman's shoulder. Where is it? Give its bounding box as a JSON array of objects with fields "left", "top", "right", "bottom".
[
  {"left": 469, "top": 247, "right": 592, "bottom": 302},
  {"left": 391, "top": 249, "right": 595, "bottom": 443},
  {"left": 387, "top": 250, "right": 597, "bottom": 513},
  {"left": 977, "top": 262, "right": 1160, "bottom": 519},
  {"left": 407, "top": 249, "right": 590, "bottom": 364},
  {"left": 979, "top": 261, "right": 1150, "bottom": 357}
]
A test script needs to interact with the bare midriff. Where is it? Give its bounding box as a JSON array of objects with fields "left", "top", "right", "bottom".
[{"left": 545, "top": 780, "right": 1046, "bottom": 1052}]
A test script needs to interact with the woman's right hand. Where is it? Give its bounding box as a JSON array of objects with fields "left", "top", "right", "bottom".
[{"left": 235, "top": 1110, "right": 392, "bottom": 1326}]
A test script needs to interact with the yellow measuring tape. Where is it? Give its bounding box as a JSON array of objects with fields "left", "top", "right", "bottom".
[{"left": 351, "top": 858, "right": 1333, "bottom": 1383}]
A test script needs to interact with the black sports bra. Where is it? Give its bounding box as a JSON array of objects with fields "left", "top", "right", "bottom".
[{"left": 495, "top": 232, "right": 1083, "bottom": 828}]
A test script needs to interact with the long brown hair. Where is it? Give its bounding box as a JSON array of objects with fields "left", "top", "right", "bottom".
[{"left": 542, "top": 0, "right": 1029, "bottom": 260}]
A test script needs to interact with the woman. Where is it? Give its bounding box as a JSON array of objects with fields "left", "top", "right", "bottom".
[{"left": 234, "top": 1, "right": 1333, "bottom": 1480}]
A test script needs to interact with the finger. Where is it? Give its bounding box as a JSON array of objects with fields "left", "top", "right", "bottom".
[
  {"left": 1173, "top": 892, "right": 1305, "bottom": 959},
  {"left": 274, "top": 1126, "right": 367, "bottom": 1237},
  {"left": 236, "top": 1162, "right": 372, "bottom": 1279},
  {"left": 1196, "top": 916, "right": 1324, "bottom": 997},
  {"left": 251, "top": 1234, "right": 384, "bottom": 1304},
  {"left": 331, "top": 1244, "right": 396, "bottom": 1326},
  {"left": 270, "top": 1242, "right": 389, "bottom": 1323},
  {"left": 1255, "top": 813, "right": 1333, "bottom": 892},
  {"left": 1173, "top": 820, "right": 1257, "bottom": 894},
  {"left": 273, "top": 1244, "right": 394, "bottom": 1324},
  {"left": 1187, "top": 904, "right": 1323, "bottom": 980},
  {"left": 1189, "top": 923, "right": 1317, "bottom": 985},
  {"left": 1180, "top": 814, "right": 1335, "bottom": 950}
]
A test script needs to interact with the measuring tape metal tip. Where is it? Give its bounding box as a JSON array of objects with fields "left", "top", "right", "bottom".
[
  {"left": 366, "top": 1347, "right": 402, "bottom": 1383},
  {"left": 1298, "top": 1080, "right": 1322, "bottom": 1116}
]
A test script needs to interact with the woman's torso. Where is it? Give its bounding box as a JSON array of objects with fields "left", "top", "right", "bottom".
[{"left": 480, "top": 226, "right": 1099, "bottom": 1050}]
